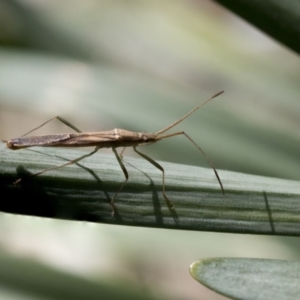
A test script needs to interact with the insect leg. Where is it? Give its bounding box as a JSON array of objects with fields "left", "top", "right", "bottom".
[
  {"left": 119, "top": 147, "right": 126, "bottom": 158},
  {"left": 14, "top": 146, "right": 100, "bottom": 184},
  {"left": 133, "top": 146, "right": 174, "bottom": 210},
  {"left": 21, "top": 116, "right": 82, "bottom": 137},
  {"left": 111, "top": 147, "right": 129, "bottom": 216},
  {"left": 158, "top": 131, "right": 224, "bottom": 194}
]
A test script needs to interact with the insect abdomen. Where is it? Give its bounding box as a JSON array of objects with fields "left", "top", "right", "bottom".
[{"left": 6, "top": 134, "right": 74, "bottom": 150}]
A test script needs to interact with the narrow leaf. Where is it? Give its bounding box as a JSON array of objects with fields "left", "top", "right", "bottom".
[
  {"left": 190, "top": 258, "right": 300, "bottom": 300},
  {"left": 213, "top": 0, "right": 300, "bottom": 54},
  {"left": 1, "top": 143, "right": 300, "bottom": 234}
]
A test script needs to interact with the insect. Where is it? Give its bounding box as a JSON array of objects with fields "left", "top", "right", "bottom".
[{"left": 4, "top": 91, "right": 225, "bottom": 215}]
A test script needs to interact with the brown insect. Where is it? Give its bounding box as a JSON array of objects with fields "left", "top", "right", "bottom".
[{"left": 4, "top": 91, "right": 225, "bottom": 215}]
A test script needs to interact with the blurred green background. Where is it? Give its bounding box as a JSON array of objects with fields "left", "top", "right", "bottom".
[{"left": 0, "top": 0, "right": 300, "bottom": 299}]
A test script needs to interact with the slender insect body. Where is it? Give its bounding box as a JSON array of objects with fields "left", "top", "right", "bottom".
[
  {"left": 6, "top": 129, "right": 158, "bottom": 149},
  {"left": 4, "top": 91, "right": 225, "bottom": 216}
]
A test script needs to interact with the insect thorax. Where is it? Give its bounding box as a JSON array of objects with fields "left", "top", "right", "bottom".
[{"left": 113, "top": 129, "right": 156, "bottom": 141}]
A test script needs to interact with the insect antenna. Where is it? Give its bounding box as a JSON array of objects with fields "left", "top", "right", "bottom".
[
  {"left": 155, "top": 91, "right": 224, "bottom": 135},
  {"left": 155, "top": 91, "right": 225, "bottom": 194}
]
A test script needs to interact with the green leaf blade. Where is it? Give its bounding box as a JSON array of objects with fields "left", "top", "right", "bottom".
[
  {"left": 1, "top": 143, "right": 300, "bottom": 234},
  {"left": 190, "top": 258, "right": 300, "bottom": 300}
]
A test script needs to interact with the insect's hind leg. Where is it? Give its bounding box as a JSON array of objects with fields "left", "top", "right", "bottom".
[
  {"left": 111, "top": 147, "right": 129, "bottom": 216},
  {"left": 21, "top": 116, "right": 82, "bottom": 137},
  {"left": 133, "top": 146, "right": 174, "bottom": 210},
  {"left": 14, "top": 146, "right": 100, "bottom": 184}
]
